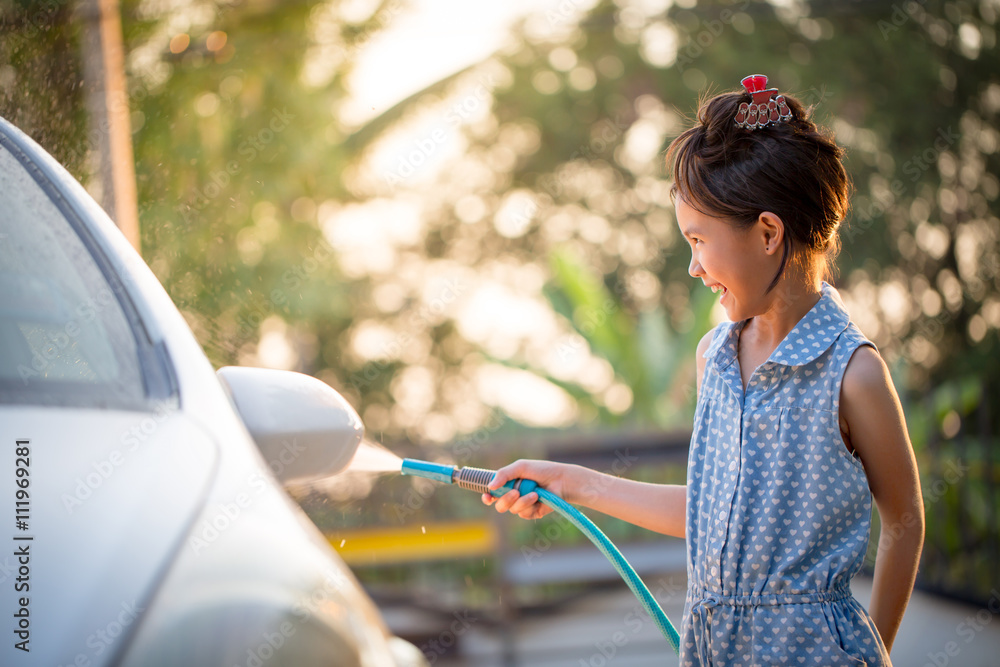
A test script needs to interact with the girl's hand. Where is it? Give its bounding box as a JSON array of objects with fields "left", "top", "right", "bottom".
[{"left": 481, "top": 459, "right": 582, "bottom": 520}]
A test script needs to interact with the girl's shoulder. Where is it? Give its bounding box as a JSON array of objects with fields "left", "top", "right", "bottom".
[
  {"left": 698, "top": 320, "right": 738, "bottom": 359},
  {"left": 831, "top": 320, "right": 879, "bottom": 374},
  {"left": 696, "top": 323, "right": 724, "bottom": 358},
  {"left": 696, "top": 322, "right": 735, "bottom": 392},
  {"left": 839, "top": 331, "right": 885, "bottom": 398},
  {"left": 839, "top": 319, "right": 875, "bottom": 349}
]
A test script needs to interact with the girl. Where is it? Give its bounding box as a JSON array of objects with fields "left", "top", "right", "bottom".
[{"left": 483, "top": 75, "right": 924, "bottom": 666}]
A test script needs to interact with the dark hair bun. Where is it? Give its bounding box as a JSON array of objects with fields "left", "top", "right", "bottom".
[{"left": 666, "top": 85, "right": 852, "bottom": 290}]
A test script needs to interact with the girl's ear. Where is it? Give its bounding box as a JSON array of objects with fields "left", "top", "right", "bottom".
[{"left": 757, "top": 211, "right": 785, "bottom": 255}]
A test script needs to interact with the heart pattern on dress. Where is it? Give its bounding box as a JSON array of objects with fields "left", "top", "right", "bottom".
[{"left": 684, "top": 283, "right": 886, "bottom": 666}]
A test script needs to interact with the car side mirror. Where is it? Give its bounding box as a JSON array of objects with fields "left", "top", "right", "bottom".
[{"left": 216, "top": 366, "right": 363, "bottom": 484}]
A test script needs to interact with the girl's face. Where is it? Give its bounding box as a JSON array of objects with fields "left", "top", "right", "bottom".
[{"left": 675, "top": 196, "right": 780, "bottom": 322}]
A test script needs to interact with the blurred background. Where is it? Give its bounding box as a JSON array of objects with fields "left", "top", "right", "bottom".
[{"left": 3, "top": 0, "right": 999, "bottom": 664}]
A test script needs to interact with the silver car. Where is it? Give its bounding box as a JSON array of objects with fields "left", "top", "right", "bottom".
[{"left": 0, "top": 116, "right": 425, "bottom": 667}]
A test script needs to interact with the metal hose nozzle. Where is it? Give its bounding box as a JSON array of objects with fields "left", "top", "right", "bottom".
[
  {"left": 453, "top": 466, "right": 499, "bottom": 494},
  {"left": 395, "top": 457, "right": 679, "bottom": 653},
  {"left": 400, "top": 459, "right": 538, "bottom": 497}
]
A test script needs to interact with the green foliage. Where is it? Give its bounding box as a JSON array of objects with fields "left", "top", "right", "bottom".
[
  {"left": 128, "top": 0, "right": 354, "bottom": 370},
  {"left": 0, "top": 0, "right": 87, "bottom": 175},
  {"left": 535, "top": 246, "right": 714, "bottom": 426},
  {"left": 7, "top": 0, "right": 998, "bottom": 440},
  {"left": 5, "top": 0, "right": 1000, "bottom": 600}
]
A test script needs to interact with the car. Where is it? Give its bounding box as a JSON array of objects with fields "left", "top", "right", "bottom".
[{"left": 0, "top": 115, "right": 426, "bottom": 667}]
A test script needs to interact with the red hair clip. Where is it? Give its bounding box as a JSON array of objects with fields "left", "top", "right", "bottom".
[{"left": 734, "top": 74, "right": 792, "bottom": 130}]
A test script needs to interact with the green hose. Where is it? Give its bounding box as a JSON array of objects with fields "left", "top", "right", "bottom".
[
  {"left": 531, "top": 485, "right": 681, "bottom": 655},
  {"left": 400, "top": 459, "right": 681, "bottom": 654}
]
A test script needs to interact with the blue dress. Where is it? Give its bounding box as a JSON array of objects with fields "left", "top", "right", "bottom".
[{"left": 682, "top": 283, "right": 891, "bottom": 666}]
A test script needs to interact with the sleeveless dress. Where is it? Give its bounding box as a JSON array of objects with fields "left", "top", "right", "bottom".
[{"left": 682, "top": 282, "right": 891, "bottom": 666}]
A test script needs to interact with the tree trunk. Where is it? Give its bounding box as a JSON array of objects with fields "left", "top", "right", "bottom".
[{"left": 78, "top": 0, "right": 139, "bottom": 253}]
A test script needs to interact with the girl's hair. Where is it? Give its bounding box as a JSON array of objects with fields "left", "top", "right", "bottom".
[{"left": 665, "top": 86, "right": 852, "bottom": 292}]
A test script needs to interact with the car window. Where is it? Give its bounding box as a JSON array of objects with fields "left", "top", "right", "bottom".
[{"left": 0, "top": 144, "right": 147, "bottom": 408}]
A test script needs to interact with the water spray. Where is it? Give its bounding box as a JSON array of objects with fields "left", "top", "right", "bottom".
[{"left": 400, "top": 458, "right": 681, "bottom": 654}]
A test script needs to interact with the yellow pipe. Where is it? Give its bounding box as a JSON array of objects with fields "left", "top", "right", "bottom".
[{"left": 329, "top": 520, "right": 496, "bottom": 566}]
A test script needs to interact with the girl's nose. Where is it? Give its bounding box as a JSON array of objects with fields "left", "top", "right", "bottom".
[{"left": 688, "top": 254, "right": 703, "bottom": 278}]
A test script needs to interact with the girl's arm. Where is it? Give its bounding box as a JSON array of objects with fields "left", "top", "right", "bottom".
[
  {"left": 482, "top": 330, "right": 715, "bottom": 539},
  {"left": 840, "top": 345, "right": 925, "bottom": 654},
  {"left": 484, "top": 459, "right": 687, "bottom": 538}
]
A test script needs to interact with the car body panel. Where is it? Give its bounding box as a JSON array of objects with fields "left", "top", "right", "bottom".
[
  {"left": 0, "top": 407, "right": 218, "bottom": 666},
  {"left": 0, "top": 115, "right": 425, "bottom": 666}
]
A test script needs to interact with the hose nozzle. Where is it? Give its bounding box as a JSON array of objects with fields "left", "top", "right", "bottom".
[
  {"left": 398, "top": 458, "right": 679, "bottom": 652},
  {"left": 400, "top": 458, "right": 455, "bottom": 485},
  {"left": 401, "top": 458, "right": 538, "bottom": 498}
]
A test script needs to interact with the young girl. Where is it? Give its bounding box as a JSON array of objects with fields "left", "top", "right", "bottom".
[{"left": 483, "top": 75, "right": 924, "bottom": 666}]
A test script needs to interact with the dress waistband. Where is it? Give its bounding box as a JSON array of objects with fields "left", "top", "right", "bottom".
[
  {"left": 685, "top": 584, "right": 853, "bottom": 666},
  {"left": 687, "top": 583, "right": 852, "bottom": 608}
]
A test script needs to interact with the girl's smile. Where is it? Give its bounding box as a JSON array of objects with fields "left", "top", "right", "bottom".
[
  {"left": 674, "top": 196, "right": 777, "bottom": 322},
  {"left": 707, "top": 283, "right": 727, "bottom": 300}
]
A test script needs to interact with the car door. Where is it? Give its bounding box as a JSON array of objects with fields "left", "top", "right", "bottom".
[{"left": 0, "top": 120, "right": 219, "bottom": 667}]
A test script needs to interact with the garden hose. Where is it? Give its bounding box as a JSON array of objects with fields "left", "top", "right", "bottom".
[{"left": 400, "top": 458, "right": 681, "bottom": 654}]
